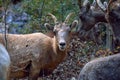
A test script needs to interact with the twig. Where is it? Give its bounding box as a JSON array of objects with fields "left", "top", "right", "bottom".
[
  {"left": 2, "top": 0, "right": 9, "bottom": 49},
  {"left": 39, "top": 0, "right": 45, "bottom": 23}
]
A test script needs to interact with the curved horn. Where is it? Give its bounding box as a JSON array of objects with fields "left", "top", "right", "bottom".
[
  {"left": 64, "top": 12, "right": 74, "bottom": 23},
  {"left": 107, "top": 0, "right": 116, "bottom": 13},
  {"left": 83, "top": 0, "right": 89, "bottom": 6},
  {"left": 47, "top": 13, "right": 58, "bottom": 24},
  {"left": 96, "top": 0, "right": 107, "bottom": 12}
]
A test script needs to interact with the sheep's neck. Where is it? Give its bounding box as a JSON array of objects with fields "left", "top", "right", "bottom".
[{"left": 52, "top": 36, "right": 67, "bottom": 63}]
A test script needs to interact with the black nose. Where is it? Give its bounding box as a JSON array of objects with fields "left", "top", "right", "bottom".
[{"left": 59, "top": 42, "right": 66, "bottom": 46}]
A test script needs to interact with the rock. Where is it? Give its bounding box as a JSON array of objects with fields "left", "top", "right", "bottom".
[
  {"left": 71, "top": 77, "right": 76, "bottom": 80},
  {"left": 0, "top": 44, "right": 10, "bottom": 80},
  {"left": 78, "top": 53, "right": 120, "bottom": 80}
]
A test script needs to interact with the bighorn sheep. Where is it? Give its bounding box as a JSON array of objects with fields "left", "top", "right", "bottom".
[
  {"left": 78, "top": 0, "right": 120, "bottom": 51},
  {"left": 0, "top": 43, "right": 10, "bottom": 80},
  {"left": 78, "top": 0, "right": 107, "bottom": 31},
  {"left": 77, "top": 0, "right": 107, "bottom": 44},
  {"left": 78, "top": 53, "right": 120, "bottom": 80},
  {"left": 0, "top": 13, "right": 78, "bottom": 79},
  {"left": 96, "top": 0, "right": 120, "bottom": 51}
]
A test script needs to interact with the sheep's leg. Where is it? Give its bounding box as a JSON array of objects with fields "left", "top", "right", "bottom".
[
  {"left": 28, "top": 62, "right": 40, "bottom": 80},
  {"left": 28, "top": 69, "right": 40, "bottom": 80}
]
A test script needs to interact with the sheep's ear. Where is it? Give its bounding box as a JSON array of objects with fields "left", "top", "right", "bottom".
[
  {"left": 70, "top": 20, "right": 78, "bottom": 29},
  {"left": 44, "top": 23, "right": 53, "bottom": 30}
]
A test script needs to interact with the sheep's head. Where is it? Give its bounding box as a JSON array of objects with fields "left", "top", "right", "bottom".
[{"left": 45, "top": 13, "right": 78, "bottom": 51}]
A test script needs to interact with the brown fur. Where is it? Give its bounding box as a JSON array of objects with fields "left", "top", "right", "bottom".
[
  {"left": 0, "top": 33, "right": 68, "bottom": 79},
  {"left": 0, "top": 12, "right": 78, "bottom": 79},
  {"left": 0, "top": 25, "right": 78, "bottom": 80}
]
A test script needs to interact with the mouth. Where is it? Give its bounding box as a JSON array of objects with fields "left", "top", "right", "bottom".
[{"left": 59, "top": 46, "right": 66, "bottom": 51}]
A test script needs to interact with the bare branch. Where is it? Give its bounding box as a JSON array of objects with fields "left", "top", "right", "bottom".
[{"left": 77, "top": 0, "right": 82, "bottom": 8}]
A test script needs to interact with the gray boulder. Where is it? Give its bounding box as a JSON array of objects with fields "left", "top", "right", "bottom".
[{"left": 78, "top": 53, "right": 120, "bottom": 80}]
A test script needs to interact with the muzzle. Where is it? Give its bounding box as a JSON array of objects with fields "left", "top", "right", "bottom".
[{"left": 59, "top": 41, "right": 66, "bottom": 51}]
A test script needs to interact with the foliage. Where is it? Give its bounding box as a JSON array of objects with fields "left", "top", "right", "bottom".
[
  {"left": 0, "top": 0, "right": 109, "bottom": 33},
  {"left": 12, "top": 0, "right": 79, "bottom": 33},
  {"left": 0, "top": 0, "right": 2, "bottom": 7}
]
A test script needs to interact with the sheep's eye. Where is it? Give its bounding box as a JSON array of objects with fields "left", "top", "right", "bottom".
[{"left": 55, "top": 22, "right": 59, "bottom": 25}]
